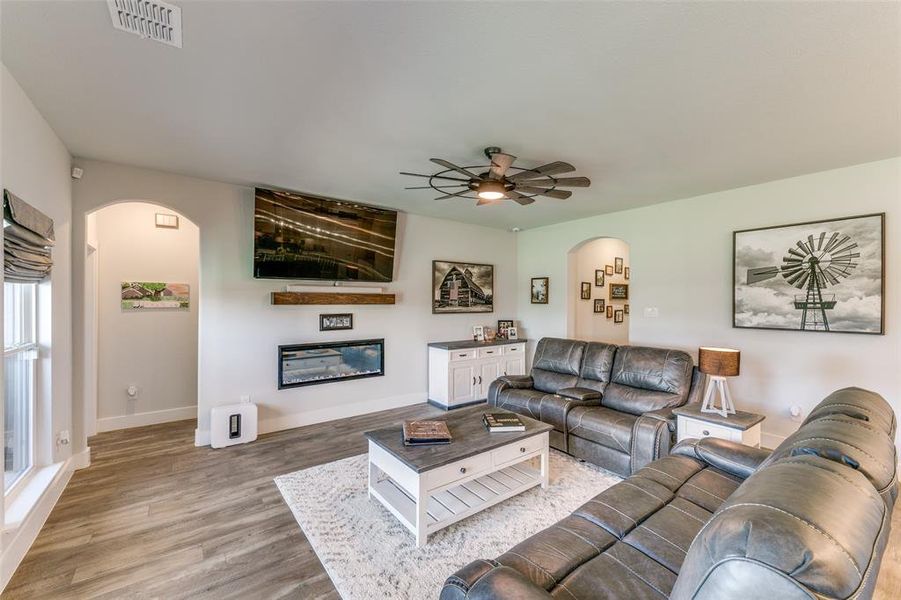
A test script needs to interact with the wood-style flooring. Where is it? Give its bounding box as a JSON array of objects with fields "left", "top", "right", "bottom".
[{"left": 3, "top": 403, "right": 900, "bottom": 599}]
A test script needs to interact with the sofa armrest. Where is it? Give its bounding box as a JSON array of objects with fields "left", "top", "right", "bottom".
[
  {"left": 631, "top": 409, "right": 677, "bottom": 474},
  {"left": 487, "top": 375, "right": 534, "bottom": 407},
  {"left": 672, "top": 437, "right": 771, "bottom": 479},
  {"left": 441, "top": 561, "right": 554, "bottom": 600},
  {"left": 642, "top": 406, "right": 677, "bottom": 432},
  {"left": 556, "top": 387, "right": 602, "bottom": 403}
]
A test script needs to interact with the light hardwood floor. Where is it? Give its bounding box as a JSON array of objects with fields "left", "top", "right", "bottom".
[{"left": 3, "top": 404, "right": 900, "bottom": 599}]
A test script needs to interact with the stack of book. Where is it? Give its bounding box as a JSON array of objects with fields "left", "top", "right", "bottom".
[
  {"left": 402, "top": 420, "right": 452, "bottom": 446},
  {"left": 483, "top": 412, "right": 525, "bottom": 432}
]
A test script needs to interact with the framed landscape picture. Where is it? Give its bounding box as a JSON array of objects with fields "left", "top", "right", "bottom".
[
  {"left": 615, "top": 257, "right": 623, "bottom": 274},
  {"left": 595, "top": 269, "right": 605, "bottom": 286},
  {"left": 121, "top": 282, "right": 189, "bottom": 310},
  {"left": 531, "top": 277, "right": 549, "bottom": 304},
  {"left": 734, "top": 213, "right": 884, "bottom": 334},
  {"left": 580, "top": 282, "right": 591, "bottom": 300},
  {"left": 594, "top": 299, "right": 605, "bottom": 313},
  {"left": 432, "top": 260, "right": 494, "bottom": 314}
]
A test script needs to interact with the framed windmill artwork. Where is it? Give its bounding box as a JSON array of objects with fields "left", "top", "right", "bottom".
[
  {"left": 733, "top": 213, "right": 884, "bottom": 334},
  {"left": 432, "top": 260, "right": 494, "bottom": 314}
]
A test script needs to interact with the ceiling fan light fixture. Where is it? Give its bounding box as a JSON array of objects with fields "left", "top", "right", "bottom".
[{"left": 477, "top": 180, "right": 506, "bottom": 200}]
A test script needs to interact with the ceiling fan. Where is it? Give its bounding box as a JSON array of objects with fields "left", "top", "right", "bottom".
[{"left": 400, "top": 146, "right": 591, "bottom": 206}]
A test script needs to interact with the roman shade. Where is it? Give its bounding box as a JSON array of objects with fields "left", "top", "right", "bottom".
[{"left": 3, "top": 189, "right": 55, "bottom": 283}]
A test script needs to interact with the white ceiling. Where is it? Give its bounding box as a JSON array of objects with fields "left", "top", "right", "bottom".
[{"left": 2, "top": 1, "right": 899, "bottom": 230}]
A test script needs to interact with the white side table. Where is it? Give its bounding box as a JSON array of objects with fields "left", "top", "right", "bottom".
[{"left": 673, "top": 404, "right": 765, "bottom": 448}]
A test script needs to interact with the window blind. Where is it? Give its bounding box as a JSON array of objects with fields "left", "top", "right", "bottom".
[{"left": 3, "top": 189, "right": 55, "bottom": 283}]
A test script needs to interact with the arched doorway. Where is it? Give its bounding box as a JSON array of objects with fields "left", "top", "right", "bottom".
[
  {"left": 83, "top": 202, "right": 200, "bottom": 435},
  {"left": 566, "top": 237, "right": 631, "bottom": 343}
]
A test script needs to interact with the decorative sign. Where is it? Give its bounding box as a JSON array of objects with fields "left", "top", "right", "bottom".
[{"left": 609, "top": 283, "right": 629, "bottom": 301}]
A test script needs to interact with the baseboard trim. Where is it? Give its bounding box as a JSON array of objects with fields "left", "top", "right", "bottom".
[
  {"left": 97, "top": 406, "right": 196, "bottom": 432},
  {"left": 761, "top": 431, "right": 787, "bottom": 450},
  {"left": 194, "top": 393, "right": 426, "bottom": 447},
  {"left": 72, "top": 448, "right": 91, "bottom": 470},
  {"left": 1, "top": 454, "right": 78, "bottom": 592}
]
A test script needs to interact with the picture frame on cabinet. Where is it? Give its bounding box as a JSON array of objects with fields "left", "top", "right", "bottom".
[
  {"left": 497, "top": 319, "right": 514, "bottom": 338},
  {"left": 507, "top": 326, "right": 519, "bottom": 340},
  {"left": 594, "top": 299, "right": 605, "bottom": 313},
  {"left": 531, "top": 277, "right": 549, "bottom": 304},
  {"left": 472, "top": 325, "right": 485, "bottom": 342},
  {"left": 595, "top": 269, "right": 605, "bottom": 286},
  {"left": 615, "top": 257, "right": 624, "bottom": 274},
  {"left": 580, "top": 282, "right": 591, "bottom": 300}
]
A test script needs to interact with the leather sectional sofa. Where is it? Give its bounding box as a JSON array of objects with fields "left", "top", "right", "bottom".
[
  {"left": 488, "top": 338, "right": 704, "bottom": 476},
  {"left": 441, "top": 387, "right": 898, "bottom": 600}
]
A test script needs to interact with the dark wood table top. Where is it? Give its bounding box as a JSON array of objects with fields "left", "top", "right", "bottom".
[
  {"left": 673, "top": 404, "right": 766, "bottom": 430},
  {"left": 427, "top": 338, "right": 528, "bottom": 350},
  {"left": 364, "top": 405, "right": 552, "bottom": 473}
]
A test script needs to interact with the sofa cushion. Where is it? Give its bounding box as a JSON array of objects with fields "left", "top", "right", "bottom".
[
  {"left": 803, "top": 386, "right": 897, "bottom": 437},
  {"left": 531, "top": 338, "right": 585, "bottom": 393},
  {"left": 567, "top": 407, "right": 636, "bottom": 454},
  {"left": 670, "top": 455, "right": 890, "bottom": 600},
  {"left": 574, "top": 341, "right": 618, "bottom": 394},
  {"left": 601, "top": 346, "right": 694, "bottom": 415},
  {"left": 493, "top": 388, "right": 547, "bottom": 421},
  {"left": 556, "top": 542, "right": 677, "bottom": 600}
]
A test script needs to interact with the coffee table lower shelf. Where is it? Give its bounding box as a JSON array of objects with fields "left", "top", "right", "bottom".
[{"left": 367, "top": 433, "right": 549, "bottom": 546}]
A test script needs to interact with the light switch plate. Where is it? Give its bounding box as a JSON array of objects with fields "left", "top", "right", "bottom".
[{"left": 643, "top": 307, "right": 659, "bottom": 318}]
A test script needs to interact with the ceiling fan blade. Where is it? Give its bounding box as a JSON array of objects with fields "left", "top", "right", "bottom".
[
  {"left": 404, "top": 184, "right": 468, "bottom": 190},
  {"left": 505, "top": 190, "right": 535, "bottom": 205},
  {"left": 521, "top": 177, "right": 591, "bottom": 188},
  {"left": 488, "top": 153, "right": 516, "bottom": 180},
  {"left": 476, "top": 198, "right": 504, "bottom": 206},
  {"left": 507, "top": 161, "right": 576, "bottom": 181},
  {"left": 430, "top": 159, "right": 484, "bottom": 181},
  {"left": 516, "top": 186, "right": 572, "bottom": 199},
  {"left": 399, "top": 171, "right": 471, "bottom": 183},
  {"left": 434, "top": 193, "right": 466, "bottom": 200}
]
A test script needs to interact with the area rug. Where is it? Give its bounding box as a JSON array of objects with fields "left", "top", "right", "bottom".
[{"left": 274, "top": 451, "right": 621, "bottom": 599}]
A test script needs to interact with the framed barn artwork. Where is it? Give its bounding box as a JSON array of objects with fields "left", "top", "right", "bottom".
[
  {"left": 432, "top": 260, "right": 494, "bottom": 314},
  {"left": 734, "top": 213, "right": 884, "bottom": 334}
]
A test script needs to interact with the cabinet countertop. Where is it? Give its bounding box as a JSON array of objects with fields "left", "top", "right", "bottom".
[
  {"left": 673, "top": 404, "right": 765, "bottom": 430},
  {"left": 428, "top": 339, "right": 528, "bottom": 351}
]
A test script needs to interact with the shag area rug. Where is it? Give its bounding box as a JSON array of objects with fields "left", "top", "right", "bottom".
[{"left": 275, "top": 451, "right": 620, "bottom": 599}]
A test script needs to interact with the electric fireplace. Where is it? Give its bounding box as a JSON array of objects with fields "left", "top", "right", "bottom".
[{"left": 278, "top": 339, "right": 385, "bottom": 389}]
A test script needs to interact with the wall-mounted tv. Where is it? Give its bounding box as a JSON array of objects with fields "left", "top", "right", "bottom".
[{"left": 254, "top": 187, "right": 398, "bottom": 282}]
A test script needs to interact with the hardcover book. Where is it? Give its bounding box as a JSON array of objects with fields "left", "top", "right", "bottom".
[
  {"left": 483, "top": 413, "right": 525, "bottom": 432},
  {"left": 403, "top": 420, "right": 452, "bottom": 446}
]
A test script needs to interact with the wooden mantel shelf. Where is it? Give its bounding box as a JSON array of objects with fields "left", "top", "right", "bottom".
[{"left": 271, "top": 291, "right": 396, "bottom": 305}]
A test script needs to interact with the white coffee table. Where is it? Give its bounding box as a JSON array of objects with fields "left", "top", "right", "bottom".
[{"left": 364, "top": 408, "right": 552, "bottom": 546}]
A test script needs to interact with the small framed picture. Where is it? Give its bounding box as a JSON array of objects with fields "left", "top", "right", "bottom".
[
  {"left": 594, "top": 299, "right": 605, "bottom": 313},
  {"left": 531, "top": 277, "right": 549, "bottom": 304},
  {"left": 606, "top": 305, "right": 613, "bottom": 318},
  {"left": 507, "top": 326, "right": 519, "bottom": 340},
  {"left": 605, "top": 265, "right": 614, "bottom": 276},
  {"left": 624, "top": 304, "right": 630, "bottom": 315},
  {"left": 580, "top": 282, "right": 591, "bottom": 300},
  {"left": 624, "top": 267, "right": 630, "bottom": 280},
  {"left": 472, "top": 325, "right": 485, "bottom": 342},
  {"left": 614, "top": 309, "right": 624, "bottom": 323},
  {"left": 497, "top": 319, "right": 514, "bottom": 338},
  {"left": 319, "top": 313, "right": 353, "bottom": 331},
  {"left": 609, "top": 283, "right": 629, "bottom": 301},
  {"left": 615, "top": 257, "right": 624, "bottom": 274},
  {"left": 594, "top": 269, "right": 605, "bottom": 286}
]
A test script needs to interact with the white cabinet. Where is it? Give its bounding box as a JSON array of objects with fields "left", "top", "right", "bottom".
[{"left": 428, "top": 341, "right": 527, "bottom": 409}]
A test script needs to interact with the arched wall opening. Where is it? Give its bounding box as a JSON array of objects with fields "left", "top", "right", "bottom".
[
  {"left": 566, "top": 237, "right": 631, "bottom": 343},
  {"left": 83, "top": 201, "right": 200, "bottom": 435}
]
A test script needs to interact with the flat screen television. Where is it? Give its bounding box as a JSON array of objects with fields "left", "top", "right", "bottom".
[{"left": 253, "top": 187, "right": 398, "bottom": 282}]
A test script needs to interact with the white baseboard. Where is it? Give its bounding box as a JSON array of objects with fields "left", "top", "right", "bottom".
[
  {"left": 193, "top": 392, "right": 426, "bottom": 447},
  {"left": 97, "top": 405, "right": 196, "bottom": 432},
  {"left": 72, "top": 448, "right": 91, "bottom": 470},
  {"left": 761, "top": 431, "right": 787, "bottom": 450},
  {"left": 1, "top": 454, "right": 79, "bottom": 592}
]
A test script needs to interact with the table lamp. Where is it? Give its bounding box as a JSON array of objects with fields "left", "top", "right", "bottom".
[{"left": 698, "top": 347, "right": 740, "bottom": 417}]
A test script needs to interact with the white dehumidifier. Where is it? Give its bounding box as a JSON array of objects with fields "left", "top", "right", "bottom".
[{"left": 210, "top": 402, "right": 258, "bottom": 448}]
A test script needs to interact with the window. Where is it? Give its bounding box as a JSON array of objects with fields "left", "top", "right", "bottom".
[{"left": 4, "top": 281, "right": 37, "bottom": 493}]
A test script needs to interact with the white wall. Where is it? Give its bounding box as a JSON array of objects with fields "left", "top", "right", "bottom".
[
  {"left": 1, "top": 64, "right": 76, "bottom": 588},
  {"left": 568, "top": 237, "right": 630, "bottom": 344},
  {"left": 517, "top": 157, "right": 901, "bottom": 448},
  {"left": 70, "top": 160, "right": 519, "bottom": 447},
  {"left": 93, "top": 202, "right": 199, "bottom": 430}
]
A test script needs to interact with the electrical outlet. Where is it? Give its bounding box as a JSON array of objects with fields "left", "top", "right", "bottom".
[
  {"left": 127, "top": 385, "right": 138, "bottom": 398},
  {"left": 240, "top": 395, "right": 251, "bottom": 404},
  {"left": 56, "top": 430, "right": 70, "bottom": 447}
]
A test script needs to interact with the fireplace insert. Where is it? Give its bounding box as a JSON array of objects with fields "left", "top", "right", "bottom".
[{"left": 278, "top": 338, "right": 385, "bottom": 389}]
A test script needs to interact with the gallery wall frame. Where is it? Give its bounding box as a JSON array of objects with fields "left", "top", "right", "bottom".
[
  {"left": 531, "top": 277, "right": 549, "bottom": 304},
  {"left": 733, "top": 213, "right": 884, "bottom": 335}
]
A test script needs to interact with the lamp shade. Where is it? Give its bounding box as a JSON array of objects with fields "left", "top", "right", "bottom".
[{"left": 698, "top": 347, "right": 740, "bottom": 377}]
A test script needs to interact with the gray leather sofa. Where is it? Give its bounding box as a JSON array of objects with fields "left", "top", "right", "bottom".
[
  {"left": 488, "top": 338, "right": 704, "bottom": 476},
  {"left": 441, "top": 387, "right": 898, "bottom": 600}
]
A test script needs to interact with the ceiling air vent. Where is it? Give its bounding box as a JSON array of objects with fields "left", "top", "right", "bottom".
[{"left": 107, "top": 0, "right": 182, "bottom": 48}]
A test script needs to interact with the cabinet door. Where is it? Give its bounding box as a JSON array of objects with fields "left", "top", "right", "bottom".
[
  {"left": 449, "top": 363, "right": 477, "bottom": 405},
  {"left": 503, "top": 356, "right": 525, "bottom": 377},
  {"left": 477, "top": 360, "right": 501, "bottom": 398}
]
